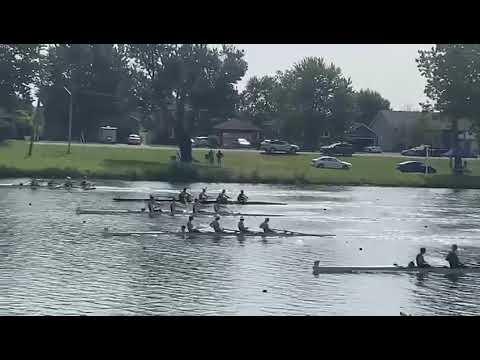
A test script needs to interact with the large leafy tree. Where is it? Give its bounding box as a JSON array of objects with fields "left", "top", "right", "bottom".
[
  {"left": 40, "top": 44, "right": 135, "bottom": 142},
  {"left": 354, "top": 89, "right": 391, "bottom": 125},
  {"left": 127, "top": 44, "right": 247, "bottom": 161},
  {"left": 279, "top": 57, "right": 355, "bottom": 149},
  {"left": 416, "top": 44, "right": 480, "bottom": 172}
]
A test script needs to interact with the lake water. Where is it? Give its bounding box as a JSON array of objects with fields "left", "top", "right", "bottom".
[{"left": 1, "top": 179, "right": 480, "bottom": 315}]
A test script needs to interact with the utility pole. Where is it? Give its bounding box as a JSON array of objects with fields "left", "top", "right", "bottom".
[
  {"left": 27, "top": 99, "right": 40, "bottom": 157},
  {"left": 64, "top": 86, "right": 73, "bottom": 154}
]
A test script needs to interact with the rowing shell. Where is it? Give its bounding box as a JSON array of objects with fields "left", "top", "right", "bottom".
[
  {"left": 0, "top": 183, "right": 96, "bottom": 190},
  {"left": 103, "top": 228, "right": 335, "bottom": 238},
  {"left": 76, "top": 208, "right": 284, "bottom": 217},
  {"left": 312, "top": 264, "right": 480, "bottom": 274},
  {"left": 112, "top": 197, "right": 286, "bottom": 205}
]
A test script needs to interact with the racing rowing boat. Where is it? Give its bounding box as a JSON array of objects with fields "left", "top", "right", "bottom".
[
  {"left": 112, "top": 197, "right": 286, "bottom": 205},
  {"left": 102, "top": 228, "right": 334, "bottom": 238},
  {"left": 76, "top": 208, "right": 284, "bottom": 217},
  {"left": 312, "top": 262, "right": 480, "bottom": 274},
  {"left": 0, "top": 183, "right": 96, "bottom": 190}
]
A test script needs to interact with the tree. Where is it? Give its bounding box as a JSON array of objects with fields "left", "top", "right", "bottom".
[
  {"left": 127, "top": 44, "right": 247, "bottom": 161},
  {"left": 354, "top": 89, "right": 391, "bottom": 125},
  {"left": 278, "top": 57, "right": 355, "bottom": 149},
  {"left": 240, "top": 75, "right": 281, "bottom": 126},
  {"left": 417, "top": 44, "right": 480, "bottom": 173}
]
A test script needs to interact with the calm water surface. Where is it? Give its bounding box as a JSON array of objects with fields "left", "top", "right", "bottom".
[{"left": 1, "top": 179, "right": 480, "bottom": 315}]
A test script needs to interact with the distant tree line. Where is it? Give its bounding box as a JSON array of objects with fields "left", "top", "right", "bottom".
[{"left": 1, "top": 44, "right": 393, "bottom": 159}]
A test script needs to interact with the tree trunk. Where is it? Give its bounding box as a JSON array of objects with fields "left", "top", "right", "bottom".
[{"left": 452, "top": 118, "right": 463, "bottom": 174}]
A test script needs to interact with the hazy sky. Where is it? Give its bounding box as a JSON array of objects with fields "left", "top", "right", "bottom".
[{"left": 236, "top": 44, "right": 433, "bottom": 111}]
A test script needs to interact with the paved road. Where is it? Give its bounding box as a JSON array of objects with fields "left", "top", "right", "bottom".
[{"left": 37, "top": 141, "right": 477, "bottom": 159}]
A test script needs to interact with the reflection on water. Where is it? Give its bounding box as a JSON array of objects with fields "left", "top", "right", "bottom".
[{"left": 1, "top": 179, "right": 480, "bottom": 315}]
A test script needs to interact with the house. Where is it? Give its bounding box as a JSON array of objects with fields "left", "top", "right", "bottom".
[
  {"left": 345, "top": 122, "right": 378, "bottom": 150},
  {"left": 213, "top": 118, "right": 262, "bottom": 147},
  {"left": 370, "top": 110, "right": 478, "bottom": 154}
]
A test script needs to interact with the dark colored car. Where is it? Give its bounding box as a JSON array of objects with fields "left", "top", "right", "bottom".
[
  {"left": 401, "top": 145, "right": 448, "bottom": 157},
  {"left": 320, "top": 142, "right": 354, "bottom": 156},
  {"left": 396, "top": 161, "right": 437, "bottom": 174}
]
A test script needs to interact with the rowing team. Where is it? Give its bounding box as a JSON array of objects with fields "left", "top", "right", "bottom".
[
  {"left": 20, "top": 176, "right": 94, "bottom": 189},
  {"left": 412, "top": 245, "right": 465, "bottom": 269},
  {"left": 177, "top": 188, "right": 248, "bottom": 204},
  {"left": 147, "top": 194, "right": 229, "bottom": 215},
  {"left": 182, "top": 215, "right": 274, "bottom": 234}
]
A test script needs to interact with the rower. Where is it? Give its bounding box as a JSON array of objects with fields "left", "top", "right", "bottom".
[
  {"left": 238, "top": 217, "right": 251, "bottom": 233},
  {"left": 65, "top": 176, "right": 73, "bottom": 188},
  {"left": 216, "top": 189, "right": 230, "bottom": 204},
  {"left": 446, "top": 244, "right": 464, "bottom": 269},
  {"left": 415, "top": 248, "right": 431, "bottom": 268},
  {"left": 178, "top": 188, "right": 191, "bottom": 204},
  {"left": 47, "top": 178, "right": 55, "bottom": 187},
  {"left": 80, "top": 176, "right": 89, "bottom": 187},
  {"left": 147, "top": 194, "right": 158, "bottom": 213},
  {"left": 259, "top": 218, "right": 274, "bottom": 233},
  {"left": 30, "top": 178, "right": 40, "bottom": 187},
  {"left": 169, "top": 197, "right": 177, "bottom": 215},
  {"left": 198, "top": 188, "right": 208, "bottom": 202},
  {"left": 209, "top": 215, "right": 223, "bottom": 233},
  {"left": 180, "top": 225, "right": 187, "bottom": 234},
  {"left": 187, "top": 216, "right": 201, "bottom": 233},
  {"left": 192, "top": 198, "right": 202, "bottom": 214},
  {"left": 213, "top": 202, "right": 224, "bottom": 214},
  {"left": 237, "top": 190, "right": 248, "bottom": 204}
]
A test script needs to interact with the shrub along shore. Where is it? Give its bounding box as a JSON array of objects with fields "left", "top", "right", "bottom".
[{"left": 1, "top": 140, "right": 480, "bottom": 189}]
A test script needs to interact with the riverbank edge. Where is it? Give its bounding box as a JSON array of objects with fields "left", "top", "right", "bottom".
[{"left": 1, "top": 164, "right": 480, "bottom": 190}]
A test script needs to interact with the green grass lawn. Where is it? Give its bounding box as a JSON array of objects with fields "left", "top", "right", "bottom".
[{"left": 1, "top": 140, "right": 479, "bottom": 188}]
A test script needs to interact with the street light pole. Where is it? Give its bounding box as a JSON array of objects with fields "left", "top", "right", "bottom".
[{"left": 64, "top": 86, "right": 72, "bottom": 154}]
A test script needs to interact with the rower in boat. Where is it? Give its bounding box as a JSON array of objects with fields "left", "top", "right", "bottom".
[
  {"left": 259, "top": 218, "right": 275, "bottom": 234},
  {"left": 29, "top": 178, "right": 40, "bottom": 187},
  {"left": 237, "top": 190, "right": 248, "bottom": 204},
  {"left": 198, "top": 188, "right": 208, "bottom": 202},
  {"left": 147, "top": 194, "right": 161, "bottom": 214},
  {"left": 178, "top": 188, "right": 192, "bottom": 204},
  {"left": 180, "top": 225, "right": 187, "bottom": 234},
  {"left": 216, "top": 189, "right": 230, "bottom": 204},
  {"left": 192, "top": 198, "right": 202, "bottom": 214},
  {"left": 213, "top": 202, "right": 225, "bottom": 214},
  {"left": 80, "top": 176, "right": 89, "bottom": 188},
  {"left": 65, "top": 176, "right": 73, "bottom": 188},
  {"left": 446, "top": 244, "right": 465, "bottom": 269},
  {"left": 416, "top": 248, "right": 431, "bottom": 268},
  {"left": 169, "top": 197, "right": 177, "bottom": 215},
  {"left": 187, "top": 216, "right": 201, "bottom": 233},
  {"left": 209, "top": 215, "right": 223, "bottom": 233},
  {"left": 238, "top": 217, "right": 252, "bottom": 234},
  {"left": 47, "top": 178, "right": 56, "bottom": 188}
]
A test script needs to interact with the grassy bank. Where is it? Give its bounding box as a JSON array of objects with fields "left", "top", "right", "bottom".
[{"left": 1, "top": 140, "right": 480, "bottom": 188}]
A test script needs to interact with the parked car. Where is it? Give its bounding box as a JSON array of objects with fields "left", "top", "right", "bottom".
[
  {"left": 260, "top": 139, "right": 300, "bottom": 154},
  {"left": 401, "top": 145, "right": 448, "bottom": 157},
  {"left": 363, "top": 146, "right": 382, "bottom": 153},
  {"left": 236, "top": 138, "right": 251, "bottom": 148},
  {"left": 127, "top": 134, "right": 142, "bottom": 145},
  {"left": 320, "top": 142, "right": 354, "bottom": 156},
  {"left": 311, "top": 156, "right": 352, "bottom": 169},
  {"left": 396, "top": 161, "right": 436, "bottom": 174},
  {"left": 442, "top": 149, "right": 478, "bottom": 159},
  {"left": 192, "top": 136, "right": 210, "bottom": 148}
]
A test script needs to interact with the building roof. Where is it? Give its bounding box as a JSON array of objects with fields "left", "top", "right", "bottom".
[
  {"left": 213, "top": 118, "right": 261, "bottom": 132},
  {"left": 346, "top": 122, "right": 377, "bottom": 138}
]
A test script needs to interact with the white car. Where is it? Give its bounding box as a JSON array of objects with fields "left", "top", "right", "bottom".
[
  {"left": 363, "top": 146, "right": 382, "bottom": 153},
  {"left": 127, "top": 134, "right": 142, "bottom": 145},
  {"left": 311, "top": 156, "right": 352, "bottom": 169},
  {"left": 260, "top": 139, "right": 300, "bottom": 154}
]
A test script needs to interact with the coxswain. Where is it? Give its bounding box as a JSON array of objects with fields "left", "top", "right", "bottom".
[
  {"left": 237, "top": 190, "right": 248, "bottom": 204},
  {"left": 198, "top": 188, "right": 208, "bottom": 202},
  {"left": 187, "top": 216, "right": 201, "bottom": 233},
  {"left": 169, "top": 197, "right": 177, "bottom": 215},
  {"left": 178, "top": 188, "right": 191, "bottom": 204},
  {"left": 238, "top": 217, "right": 251, "bottom": 233},
  {"left": 217, "top": 189, "right": 230, "bottom": 204},
  {"left": 446, "top": 244, "right": 464, "bottom": 269},
  {"left": 415, "top": 248, "right": 431, "bottom": 268},
  {"left": 259, "top": 218, "right": 274, "bottom": 233},
  {"left": 209, "top": 215, "right": 223, "bottom": 233}
]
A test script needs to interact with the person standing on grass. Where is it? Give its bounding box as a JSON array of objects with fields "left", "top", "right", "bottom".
[{"left": 216, "top": 150, "right": 224, "bottom": 166}]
